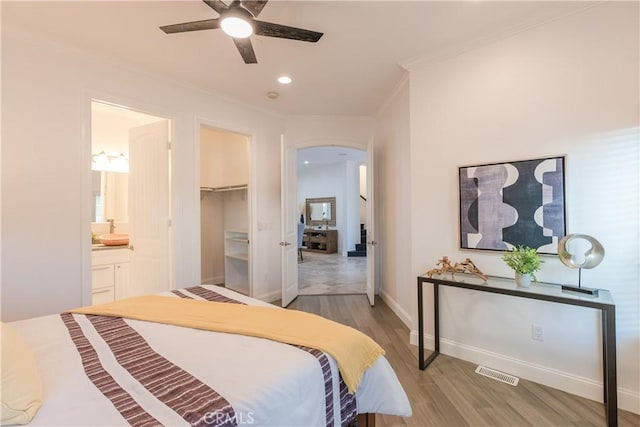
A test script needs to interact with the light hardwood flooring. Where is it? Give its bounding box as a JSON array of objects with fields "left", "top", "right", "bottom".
[
  {"left": 298, "top": 251, "right": 366, "bottom": 295},
  {"left": 286, "top": 294, "right": 639, "bottom": 427}
]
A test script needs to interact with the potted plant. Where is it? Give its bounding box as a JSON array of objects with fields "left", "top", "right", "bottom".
[{"left": 502, "top": 245, "right": 543, "bottom": 287}]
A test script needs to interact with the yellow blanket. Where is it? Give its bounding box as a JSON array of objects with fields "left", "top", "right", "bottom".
[{"left": 69, "top": 295, "right": 384, "bottom": 393}]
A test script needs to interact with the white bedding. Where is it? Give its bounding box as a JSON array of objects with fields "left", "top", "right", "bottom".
[{"left": 9, "top": 285, "right": 411, "bottom": 426}]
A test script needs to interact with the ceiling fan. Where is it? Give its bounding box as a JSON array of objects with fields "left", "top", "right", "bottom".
[{"left": 160, "top": 0, "right": 323, "bottom": 64}]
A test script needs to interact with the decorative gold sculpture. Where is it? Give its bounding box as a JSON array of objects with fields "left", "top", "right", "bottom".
[{"left": 426, "top": 256, "right": 488, "bottom": 282}]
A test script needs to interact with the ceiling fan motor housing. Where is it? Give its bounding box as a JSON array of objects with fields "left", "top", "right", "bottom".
[{"left": 220, "top": 6, "right": 255, "bottom": 38}]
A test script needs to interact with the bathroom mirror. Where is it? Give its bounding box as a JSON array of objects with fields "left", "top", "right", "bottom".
[
  {"left": 306, "top": 197, "right": 336, "bottom": 226},
  {"left": 92, "top": 171, "right": 129, "bottom": 223}
]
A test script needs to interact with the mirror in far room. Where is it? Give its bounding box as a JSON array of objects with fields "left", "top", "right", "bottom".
[
  {"left": 306, "top": 197, "right": 336, "bottom": 226},
  {"left": 92, "top": 170, "right": 129, "bottom": 223}
]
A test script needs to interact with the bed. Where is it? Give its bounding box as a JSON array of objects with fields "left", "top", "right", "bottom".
[{"left": 3, "top": 285, "right": 412, "bottom": 426}]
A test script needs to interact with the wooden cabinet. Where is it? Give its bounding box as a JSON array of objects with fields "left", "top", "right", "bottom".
[
  {"left": 303, "top": 229, "right": 337, "bottom": 254},
  {"left": 224, "top": 229, "right": 249, "bottom": 295},
  {"left": 92, "top": 248, "right": 131, "bottom": 304}
]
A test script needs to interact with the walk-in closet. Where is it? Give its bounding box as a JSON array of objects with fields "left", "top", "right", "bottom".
[{"left": 200, "top": 126, "right": 250, "bottom": 295}]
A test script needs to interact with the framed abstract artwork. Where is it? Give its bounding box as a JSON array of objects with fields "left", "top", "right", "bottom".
[{"left": 458, "top": 156, "right": 566, "bottom": 254}]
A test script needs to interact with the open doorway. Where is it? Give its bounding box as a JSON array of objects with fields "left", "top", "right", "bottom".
[
  {"left": 90, "top": 100, "right": 172, "bottom": 303},
  {"left": 296, "top": 146, "right": 368, "bottom": 295},
  {"left": 199, "top": 125, "right": 252, "bottom": 296}
]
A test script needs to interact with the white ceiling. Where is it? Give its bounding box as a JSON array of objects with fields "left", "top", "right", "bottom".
[
  {"left": 3, "top": 1, "right": 593, "bottom": 116},
  {"left": 297, "top": 146, "right": 366, "bottom": 169}
]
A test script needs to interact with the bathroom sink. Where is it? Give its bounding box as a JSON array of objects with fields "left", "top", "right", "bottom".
[{"left": 99, "top": 233, "right": 129, "bottom": 246}]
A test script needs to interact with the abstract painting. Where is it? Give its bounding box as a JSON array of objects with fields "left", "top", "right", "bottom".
[{"left": 459, "top": 156, "right": 566, "bottom": 254}]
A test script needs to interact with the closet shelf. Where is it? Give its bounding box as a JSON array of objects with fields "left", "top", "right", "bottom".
[
  {"left": 226, "top": 237, "right": 249, "bottom": 243},
  {"left": 226, "top": 228, "right": 248, "bottom": 234},
  {"left": 224, "top": 229, "right": 250, "bottom": 295},
  {"left": 225, "top": 253, "right": 249, "bottom": 261},
  {"left": 200, "top": 184, "right": 248, "bottom": 193}
]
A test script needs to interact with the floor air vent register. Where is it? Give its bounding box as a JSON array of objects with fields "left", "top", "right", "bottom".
[{"left": 475, "top": 365, "right": 520, "bottom": 386}]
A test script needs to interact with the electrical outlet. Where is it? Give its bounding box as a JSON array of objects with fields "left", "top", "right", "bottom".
[{"left": 532, "top": 324, "right": 544, "bottom": 341}]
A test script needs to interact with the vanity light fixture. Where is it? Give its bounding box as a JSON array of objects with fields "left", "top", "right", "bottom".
[
  {"left": 113, "top": 153, "right": 129, "bottom": 172},
  {"left": 92, "top": 150, "right": 109, "bottom": 170},
  {"left": 91, "top": 151, "right": 129, "bottom": 173},
  {"left": 277, "top": 76, "right": 292, "bottom": 84}
]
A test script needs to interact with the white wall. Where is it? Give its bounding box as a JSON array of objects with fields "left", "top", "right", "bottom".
[
  {"left": 298, "top": 163, "right": 346, "bottom": 252},
  {"left": 407, "top": 3, "right": 639, "bottom": 411},
  {"left": 1, "top": 26, "right": 285, "bottom": 320},
  {"left": 200, "top": 191, "right": 224, "bottom": 285},
  {"left": 286, "top": 116, "right": 375, "bottom": 150},
  {"left": 375, "top": 78, "right": 413, "bottom": 326}
]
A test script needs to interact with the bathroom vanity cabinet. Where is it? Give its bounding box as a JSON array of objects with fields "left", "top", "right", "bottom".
[{"left": 91, "top": 248, "right": 130, "bottom": 304}]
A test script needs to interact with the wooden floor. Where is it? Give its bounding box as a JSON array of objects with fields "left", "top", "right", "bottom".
[{"left": 286, "top": 294, "right": 640, "bottom": 427}]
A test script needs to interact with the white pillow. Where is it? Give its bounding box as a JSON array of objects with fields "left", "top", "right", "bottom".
[{"left": 1, "top": 322, "right": 43, "bottom": 425}]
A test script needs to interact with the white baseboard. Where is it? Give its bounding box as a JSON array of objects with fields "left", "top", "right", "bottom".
[
  {"left": 379, "top": 289, "right": 412, "bottom": 329},
  {"left": 257, "top": 289, "right": 281, "bottom": 304},
  {"left": 201, "top": 276, "right": 224, "bottom": 285},
  {"left": 620, "top": 388, "right": 640, "bottom": 415},
  {"left": 409, "top": 330, "right": 640, "bottom": 414}
]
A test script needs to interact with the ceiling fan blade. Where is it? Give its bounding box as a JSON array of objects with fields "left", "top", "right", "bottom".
[
  {"left": 232, "top": 37, "right": 258, "bottom": 64},
  {"left": 202, "top": 0, "right": 228, "bottom": 14},
  {"left": 254, "top": 20, "right": 323, "bottom": 42},
  {"left": 160, "top": 18, "right": 220, "bottom": 34},
  {"left": 241, "top": 0, "right": 268, "bottom": 17}
]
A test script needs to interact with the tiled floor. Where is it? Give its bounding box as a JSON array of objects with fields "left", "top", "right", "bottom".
[{"left": 298, "top": 251, "right": 367, "bottom": 295}]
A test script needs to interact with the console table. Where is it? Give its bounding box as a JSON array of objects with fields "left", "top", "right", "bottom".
[
  {"left": 417, "top": 274, "right": 617, "bottom": 427},
  {"left": 303, "top": 229, "right": 337, "bottom": 254}
]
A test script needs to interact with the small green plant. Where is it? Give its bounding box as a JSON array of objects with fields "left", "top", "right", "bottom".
[{"left": 502, "top": 245, "right": 543, "bottom": 280}]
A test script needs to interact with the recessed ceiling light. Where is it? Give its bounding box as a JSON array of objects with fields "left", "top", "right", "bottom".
[
  {"left": 277, "top": 76, "right": 292, "bottom": 84},
  {"left": 266, "top": 91, "right": 280, "bottom": 99},
  {"left": 304, "top": 160, "right": 309, "bottom": 164}
]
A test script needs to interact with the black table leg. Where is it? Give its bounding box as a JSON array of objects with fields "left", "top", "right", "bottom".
[
  {"left": 434, "top": 283, "right": 439, "bottom": 354},
  {"left": 418, "top": 277, "right": 425, "bottom": 369},
  {"left": 418, "top": 279, "right": 440, "bottom": 370},
  {"left": 603, "top": 307, "right": 617, "bottom": 427}
]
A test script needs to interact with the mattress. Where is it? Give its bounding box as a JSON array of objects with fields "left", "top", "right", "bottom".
[{"left": 9, "top": 285, "right": 411, "bottom": 426}]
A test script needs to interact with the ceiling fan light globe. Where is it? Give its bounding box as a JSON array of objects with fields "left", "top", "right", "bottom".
[{"left": 221, "top": 16, "right": 253, "bottom": 38}]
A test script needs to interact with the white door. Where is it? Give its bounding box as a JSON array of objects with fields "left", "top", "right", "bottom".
[
  {"left": 366, "top": 140, "right": 376, "bottom": 306},
  {"left": 280, "top": 137, "right": 298, "bottom": 307},
  {"left": 128, "top": 120, "right": 171, "bottom": 297}
]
